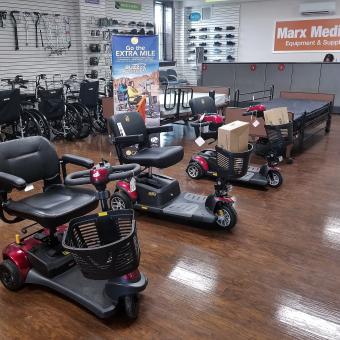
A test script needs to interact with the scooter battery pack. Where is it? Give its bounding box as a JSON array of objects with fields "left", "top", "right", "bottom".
[{"left": 137, "top": 174, "right": 180, "bottom": 207}]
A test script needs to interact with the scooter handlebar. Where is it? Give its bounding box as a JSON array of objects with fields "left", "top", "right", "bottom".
[{"left": 65, "top": 163, "right": 141, "bottom": 186}]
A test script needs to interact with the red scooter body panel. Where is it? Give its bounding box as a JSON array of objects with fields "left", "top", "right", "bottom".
[
  {"left": 193, "top": 155, "right": 209, "bottom": 171},
  {"left": 116, "top": 180, "right": 138, "bottom": 202},
  {"left": 202, "top": 114, "right": 224, "bottom": 124},
  {"left": 247, "top": 104, "right": 266, "bottom": 113}
]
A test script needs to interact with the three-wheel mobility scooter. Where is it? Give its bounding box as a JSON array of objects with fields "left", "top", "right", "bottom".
[
  {"left": 108, "top": 111, "right": 253, "bottom": 230},
  {"left": 0, "top": 136, "right": 147, "bottom": 319},
  {"left": 186, "top": 98, "right": 284, "bottom": 189}
]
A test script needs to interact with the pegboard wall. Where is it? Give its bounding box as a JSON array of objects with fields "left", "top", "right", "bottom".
[{"left": 174, "top": 3, "right": 240, "bottom": 85}]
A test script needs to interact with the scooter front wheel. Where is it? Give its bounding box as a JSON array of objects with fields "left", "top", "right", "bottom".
[
  {"left": 0, "top": 259, "right": 24, "bottom": 291},
  {"left": 267, "top": 170, "right": 283, "bottom": 188},
  {"left": 215, "top": 204, "right": 237, "bottom": 230},
  {"left": 123, "top": 294, "right": 139, "bottom": 320},
  {"left": 110, "top": 191, "right": 132, "bottom": 210}
]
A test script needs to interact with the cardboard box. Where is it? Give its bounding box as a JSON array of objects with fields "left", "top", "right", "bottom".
[
  {"left": 218, "top": 121, "right": 249, "bottom": 153},
  {"left": 264, "top": 107, "right": 290, "bottom": 126}
]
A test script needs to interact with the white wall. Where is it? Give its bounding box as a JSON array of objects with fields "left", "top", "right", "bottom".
[
  {"left": 238, "top": 0, "right": 340, "bottom": 62},
  {"left": 0, "top": 0, "right": 82, "bottom": 81}
]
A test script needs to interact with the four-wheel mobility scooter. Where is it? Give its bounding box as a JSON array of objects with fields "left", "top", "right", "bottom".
[
  {"left": 108, "top": 111, "right": 253, "bottom": 230},
  {"left": 186, "top": 98, "right": 284, "bottom": 188},
  {"left": 0, "top": 136, "right": 147, "bottom": 319}
]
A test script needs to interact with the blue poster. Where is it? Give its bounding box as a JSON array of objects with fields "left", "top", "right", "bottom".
[{"left": 112, "top": 35, "right": 160, "bottom": 127}]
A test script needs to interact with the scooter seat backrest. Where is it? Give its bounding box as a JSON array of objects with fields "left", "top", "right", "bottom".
[
  {"left": 0, "top": 89, "right": 21, "bottom": 124},
  {"left": 0, "top": 136, "right": 60, "bottom": 185},
  {"left": 189, "top": 96, "right": 217, "bottom": 116},
  {"left": 110, "top": 111, "right": 147, "bottom": 142}
]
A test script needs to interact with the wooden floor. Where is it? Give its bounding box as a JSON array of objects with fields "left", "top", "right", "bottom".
[{"left": 1, "top": 117, "right": 340, "bottom": 339}]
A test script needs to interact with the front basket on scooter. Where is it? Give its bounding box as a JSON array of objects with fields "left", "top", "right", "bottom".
[
  {"left": 216, "top": 144, "right": 253, "bottom": 179},
  {"left": 62, "top": 210, "right": 140, "bottom": 280}
]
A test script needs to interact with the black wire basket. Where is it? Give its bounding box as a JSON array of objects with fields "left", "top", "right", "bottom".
[
  {"left": 216, "top": 144, "right": 253, "bottom": 179},
  {"left": 62, "top": 210, "right": 140, "bottom": 280},
  {"left": 265, "top": 122, "right": 293, "bottom": 154}
]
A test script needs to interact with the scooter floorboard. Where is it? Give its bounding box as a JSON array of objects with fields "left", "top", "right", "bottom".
[
  {"left": 234, "top": 168, "right": 268, "bottom": 187},
  {"left": 135, "top": 192, "right": 216, "bottom": 224},
  {"left": 26, "top": 266, "right": 116, "bottom": 318}
]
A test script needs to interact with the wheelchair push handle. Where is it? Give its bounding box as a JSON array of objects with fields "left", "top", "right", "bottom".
[{"left": 65, "top": 162, "right": 141, "bottom": 187}]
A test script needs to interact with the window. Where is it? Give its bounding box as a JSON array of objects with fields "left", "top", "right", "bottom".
[{"left": 155, "top": 1, "right": 173, "bottom": 62}]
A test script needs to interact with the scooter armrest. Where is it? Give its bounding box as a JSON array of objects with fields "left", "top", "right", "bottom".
[
  {"left": 113, "top": 134, "right": 145, "bottom": 146},
  {"left": 190, "top": 121, "right": 210, "bottom": 127},
  {"left": 146, "top": 125, "right": 173, "bottom": 134},
  {"left": 0, "top": 172, "right": 26, "bottom": 192},
  {"left": 61, "top": 154, "right": 94, "bottom": 169}
]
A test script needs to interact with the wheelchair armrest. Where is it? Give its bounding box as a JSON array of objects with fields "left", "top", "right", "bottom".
[
  {"left": 0, "top": 172, "right": 26, "bottom": 192},
  {"left": 146, "top": 125, "right": 173, "bottom": 134},
  {"left": 61, "top": 154, "right": 94, "bottom": 169},
  {"left": 112, "top": 134, "right": 145, "bottom": 146}
]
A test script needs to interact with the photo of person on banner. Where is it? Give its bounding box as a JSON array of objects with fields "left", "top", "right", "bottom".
[{"left": 111, "top": 35, "right": 160, "bottom": 128}]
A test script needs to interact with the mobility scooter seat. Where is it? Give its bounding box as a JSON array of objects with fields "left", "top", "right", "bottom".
[
  {"left": 125, "top": 146, "right": 184, "bottom": 168},
  {"left": 109, "top": 111, "right": 184, "bottom": 169},
  {"left": 4, "top": 185, "right": 97, "bottom": 227}
]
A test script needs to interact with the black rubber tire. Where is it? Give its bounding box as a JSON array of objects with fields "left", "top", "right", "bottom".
[
  {"left": 64, "top": 107, "right": 83, "bottom": 140},
  {"left": 215, "top": 204, "right": 237, "bottom": 230},
  {"left": 267, "top": 170, "right": 283, "bottom": 188},
  {"left": 186, "top": 162, "right": 204, "bottom": 180},
  {"left": 123, "top": 295, "right": 139, "bottom": 320},
  {"left": 0, "top": 259, "right": 24, "bottom": 291},
  {"left": 27, "top": 109, "right": 51, "bottom": 140},
  {"left": 110, "top": 191, "right": 132, "bottom": 210},
  {"left": 20, "top": 111, "right": 42, "bottom": 138},
  {"left": 69, "top": 103, "right": 91, "bottom": 139}
]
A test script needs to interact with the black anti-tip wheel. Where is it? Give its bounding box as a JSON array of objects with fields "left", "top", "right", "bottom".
[
  {"left": 123, "top": 295, "right": 139, "bottom": 320},
  {"left": 0, "top": 259, "right": 24, "bottom": 291},
  {"left": 215, "top": 204, "right": 237, "bottom": 230},
  {"left": 110, "top": 191, "right": 132, "bottom": 210},
  {"left": 186, "top": 162, "right": 204, "bottom": 180},
  {"left": 267, "top": 170, "right": 283, "bottom": 188}
]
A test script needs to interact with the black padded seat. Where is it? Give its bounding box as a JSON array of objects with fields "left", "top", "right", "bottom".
[
  {"left": 124, "top": 146, "right": 184, "bottom": 168},
  {"left": 4, "top": 185, "right": 98, "bottom": 228}
]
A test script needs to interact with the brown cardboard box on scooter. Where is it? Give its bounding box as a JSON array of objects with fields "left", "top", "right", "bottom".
[
  {"left": 218, "top": 121, "right": 249, "bottom": 153},
  {"left": 264, "top": 107, "right": 290, "bottom": 125}
]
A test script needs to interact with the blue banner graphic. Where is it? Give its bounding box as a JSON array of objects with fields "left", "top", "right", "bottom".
[{"left": 112, "top": 35, "right": 160, "bottom": 128}]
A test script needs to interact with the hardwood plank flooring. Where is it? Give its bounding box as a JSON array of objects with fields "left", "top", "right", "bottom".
[{"left": 1, "top": 118, "right": 340, "bottom": 339}]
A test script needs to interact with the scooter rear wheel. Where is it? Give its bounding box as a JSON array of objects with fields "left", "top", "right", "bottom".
[
  {"left": 267, "top": 170, "right": 283, "bottom": 188},
  {"left": 215, "top": 204, "right": 237, "bottom": 230},
  {"left": 0, "top": 259, "right": 24, "bottom": 291},
  {"left": 110, "top": 191, "right": 132, "bottom": 210},
  {"left": 186, "top": 162, "right": 204, "bottom": 179},
  {"left": 123, "top": 294, "right": 139, "bottom": 320}
]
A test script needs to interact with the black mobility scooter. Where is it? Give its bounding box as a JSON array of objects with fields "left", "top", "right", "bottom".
[
  {"left": 0, "top": 136, "right": 147, "bottom": 319},
  {"left": 186, "top": 97, "right": 284, "bottom": 188},
  {"left": 109, "top": 111, "right": 253, "bottom": 230}
]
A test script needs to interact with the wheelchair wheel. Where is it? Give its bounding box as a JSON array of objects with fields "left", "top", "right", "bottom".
[
  {"left": 122, "top": 295, "right": 139, "bottom": 320},
  {"left": 20, "top": 111, "right": 42, "bottom": 138},
  {"left": 67, "top": 103, "right": 91, "bottom": 139},
  {"left": 0, "top": 260, "right": 24, "bottom": 291},
  {"left": 63, "top": 107, "right": 82, "bottom": 140},
  {"left": 27, "top": 109, "right": 51, "bottom": 140},
  {"left": 215, "top": 203, "right": 237, "bottom": 230}
]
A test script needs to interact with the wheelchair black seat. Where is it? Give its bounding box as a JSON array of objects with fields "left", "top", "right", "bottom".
[{"left": 0, "top": 136, "right": 98, "bottom": 229}]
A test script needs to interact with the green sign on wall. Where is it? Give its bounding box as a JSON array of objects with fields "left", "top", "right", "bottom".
[{"left": 115, "top": 1, "right": 142, "bottom": 11}]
